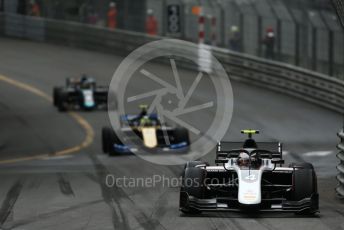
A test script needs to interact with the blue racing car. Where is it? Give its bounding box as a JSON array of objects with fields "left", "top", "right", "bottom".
[{"left": 102, "top": 106, "right": 190, "bottom": 156}]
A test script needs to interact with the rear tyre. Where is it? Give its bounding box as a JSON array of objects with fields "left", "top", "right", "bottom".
[
  {"left": 53, "top": 87, "right": 61, "bottom": 106},
  {"left": 173, "top": 127, "right": 190, "bottom": 145},
  {"left": 102, "top": 127, "right": 122, "bottom": 156},
  {"left": 290, "top": 164, "right": 318, "bottom": 215},
  {"left": 56, "top": 91, "right": 68, "bottom": 112},
  {"left": 179, "top": 167, "right": 206, "bottom": 214},
  {"left": 102, "top": 127, "right": 110, "bottom": 153}
]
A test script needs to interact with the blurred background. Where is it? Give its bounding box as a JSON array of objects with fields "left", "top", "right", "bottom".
[{"left": 1, "top": 0, "right": 343, "bottom": 77}]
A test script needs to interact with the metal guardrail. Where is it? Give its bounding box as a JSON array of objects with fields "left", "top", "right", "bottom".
[
  {"left": 0, "top": 12, "right": 343, "bottom": 115},
  {"left": 337, "top": 129, "right": 344, "bottom": 198}
]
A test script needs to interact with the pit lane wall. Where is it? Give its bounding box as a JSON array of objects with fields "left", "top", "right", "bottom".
[{"left": 338, "top": 129, "right": 344, "bottom": 197}]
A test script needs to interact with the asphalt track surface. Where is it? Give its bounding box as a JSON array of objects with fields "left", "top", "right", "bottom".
[{"left": 0, "top": 37, "right": 343, "bottom": 230}]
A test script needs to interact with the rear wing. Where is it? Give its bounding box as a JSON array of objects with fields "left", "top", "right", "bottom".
[
  {"left": 216, "top": 141, "right": 283, "bottom": 160},
  {"left": 120, "top": 114, "right": 158, "bottom": 122}
]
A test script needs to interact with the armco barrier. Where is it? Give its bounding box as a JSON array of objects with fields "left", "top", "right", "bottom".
[
  {"left": 0, "top": 13, "right": 344, "bottom": 113},
  {"left": 337, "top": 129, "right": 344, "bottom": 197}
]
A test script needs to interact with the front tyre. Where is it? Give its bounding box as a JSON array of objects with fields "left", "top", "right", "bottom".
[
  {"left": 173, "top": 128, "right": 190, "bottom": 145},
  {"left": 290, "top": 163, "right": 318, "bottom": 215},
  {"left": 53, "top": 87, "right": 61, "bottom": 106},
  {"left": 102, "top": 127, "right": 122, "bottom": 156},
  {"left": 179, "top": 167, "right": 206, "bottom": 214},
  {"left": 102, "top": 127, "right": 111, "bottom": 153},
  {"left": 56, "top": 91, "right": 68, "bottom": 112}
]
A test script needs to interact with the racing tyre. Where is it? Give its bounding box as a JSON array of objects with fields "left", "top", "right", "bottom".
[
  {"left": 291, "top": 165, "right": 318, "bottom": 215},
  {"left": 53, "top": 87, "right": 61, "bottom": 106},
  {"left": 182, "top": 161, "right": 209, "bottom": 178},
  {"left": 56, "top": 91, "right": 68, "bottom": 112},
  {"left": 102, "top": 127, "right": 122, "bottom": 156},
  {"left": 102, "top": 127, "right": 111, "bottom": 153},
  {"left": 173, "top": 128, "right": 190, "bottom": 145},
  {"left": 180, "top": 167, "right": 206, "bottom": 214}
]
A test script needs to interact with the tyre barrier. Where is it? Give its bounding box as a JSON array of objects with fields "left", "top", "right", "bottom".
[{"left": 337, "top": 129, "right": 344, "bottom": 198}]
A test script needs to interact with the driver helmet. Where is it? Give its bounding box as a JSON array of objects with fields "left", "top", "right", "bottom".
[
  {"left": 81, "top": 74, "right": 88, "bottom": 82},
  {"left": 237, "top": 151, "right": 250, "bottom": 167},
  {"left": 139, "top": 105, "right": 148, "bottom": 117},
  {"left": 140, "top": 115, "right": 151, "bottom": 126}
]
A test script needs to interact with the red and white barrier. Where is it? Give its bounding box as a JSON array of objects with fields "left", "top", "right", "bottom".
[
  {"left": 210, "top": 16, "right": 216, "bottom": 46},
  {"left": 198, "top": 13, "right": 205, "bottom": 44}
]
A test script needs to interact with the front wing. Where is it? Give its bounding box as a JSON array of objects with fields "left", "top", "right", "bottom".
[{"left": 180, "top": 191, "right": 319, "bottom": 213}]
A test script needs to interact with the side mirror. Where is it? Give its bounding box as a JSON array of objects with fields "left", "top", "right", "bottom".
[
  {"left": 271, "top": 159, "right": 284, "bottom": 164},
  {"left": 215, "top": 159, "right": 228, "bottom": 164}
]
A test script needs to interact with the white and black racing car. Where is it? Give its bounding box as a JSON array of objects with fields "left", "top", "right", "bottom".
[
  {"left": 180, "top": 130, "right": 319, "bottom": 215},
  {"left": 53, "top": 75, "right": 108, "bottom": 111},
  {"left": 102, "top": 106, "right": 190, "bottom": 156}
]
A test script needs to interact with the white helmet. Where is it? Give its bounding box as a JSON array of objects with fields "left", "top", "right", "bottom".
[{"left": 109, "top": 2, "right": 116, "bottom": 8}]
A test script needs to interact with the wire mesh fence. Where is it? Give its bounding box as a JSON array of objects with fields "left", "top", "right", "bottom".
[
  {"left": 182, "top": 0, "right": 344, "bottom": 78},
  {"left": 1, "top": 0, "right": 344, "bottom": 78},
  {"left": 332, "top": 0, "right": 344, "bottom": 28}
]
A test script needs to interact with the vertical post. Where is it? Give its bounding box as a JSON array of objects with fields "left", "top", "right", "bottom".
[
  {"left": 198, "top": 11, "right": 205, "bottom": 44},
  {"left": 300, "top": 8, "right": 309, "bottom": 69},
  {"left": 180, "top": 2, "right": 185, "bottom": 40},
  {"left": 295, "top": 23, "right": 300, "bottom": 66},
  {"left": 219, "top": 6, "right": 225, "bottom": 47},
  {"left": 328, "top": 29, "right": 334, "bottom": 76},
  {"left": 257, "top": 15, "right": 262, "bottom": 57},
  {"left": 162, "top": 0, "right": 166, "bottom": 36},
  {"left": 239, "top": 12, "right": 244, "bottom": 53},
  {"left": 277, "top": 19, "right": 282, "bottom": 61},
  {"left": 311, "top": 27, "right": 317, "bottom": 71},
  {"left": 123, "top": 0, "right": 128, "bottom": 30},
  {"left": 211, "top": 16, "right": 216, "bottom": 46}
]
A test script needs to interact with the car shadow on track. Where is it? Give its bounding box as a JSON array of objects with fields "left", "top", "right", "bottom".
[{"left": 180, "top": 212, "right": 320, "bottom": 219}]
